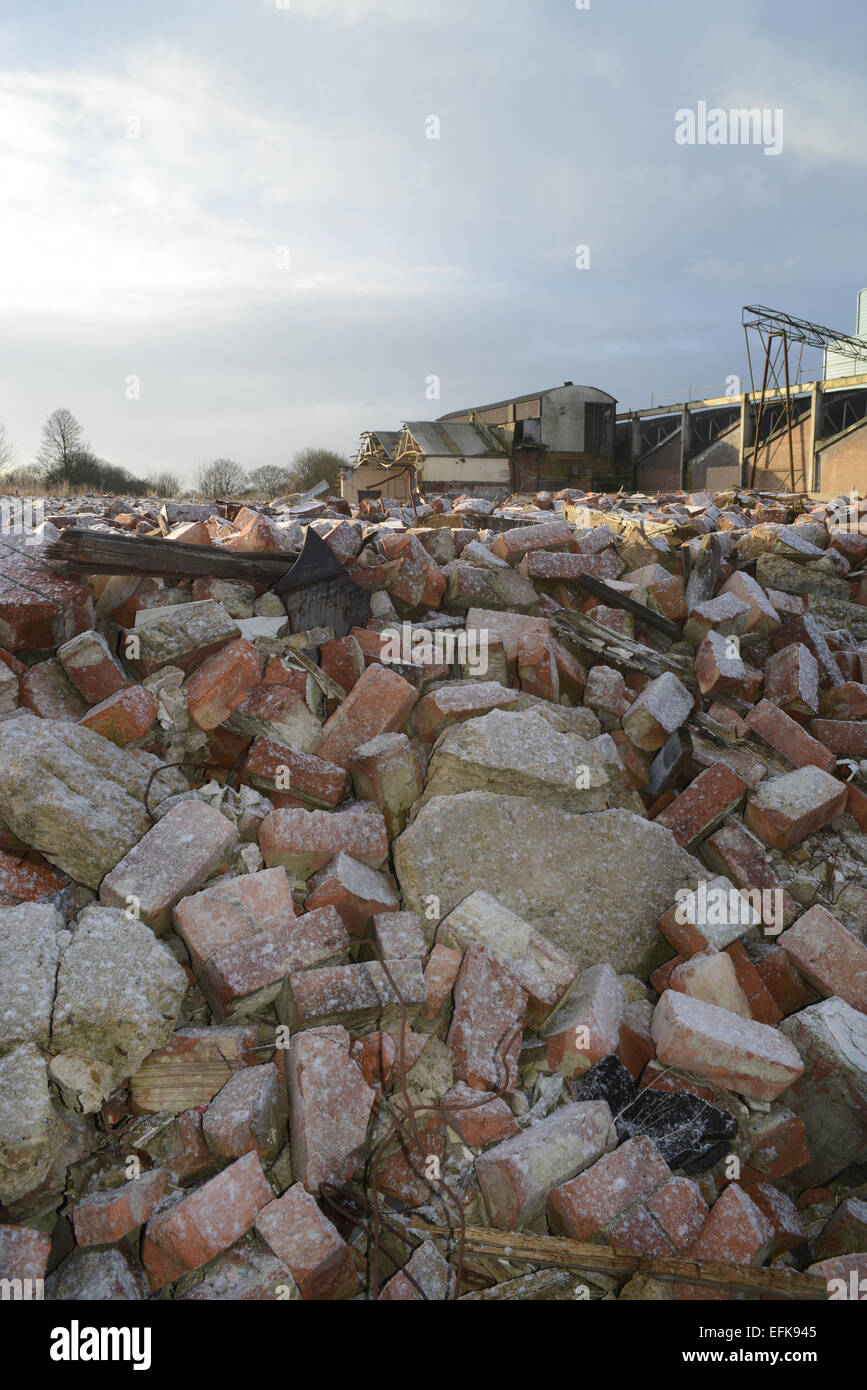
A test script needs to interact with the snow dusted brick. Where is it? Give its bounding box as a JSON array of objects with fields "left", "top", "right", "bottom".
[
  {"left": 100, "top": 801, "right": 238, "bottom": 932},
  {"left": 540, "top": 963, "right": 627, "bottom": 1077},
  {"left": 548, "top": 1135, "right": 671, "bottom": 1241},
  {"left": 437, "top": 891, "right": 579, "bottom": 1029},
  {"left": 304, "top": 851, "right": 400, "bottom": 937},
  {"left": 491, "top": 520, "right": 573, "bottom": 563},
  {"left": 645, "top": 1176, "right": 709, "bottom": 1251},
  {"left": 464, "top": 609, "right": 551, "bottom": 663},
  {"left": 255, "top": 1182, "right": 358, "bottom": 1300},
  {"left": 20, "top": 659, "right": 88, "bottom": 722},
  {"left": 178, "top": 1237, "right": 298, "bottom": 1301},
  {"left": 379, "top": 1239, "right": 456, "bottom": 1301},
  {"left": 447, "top": 944, "right": 528, "bottom": 1092},
  {"left": 747, "top": 1182, "right": 807, "bottom": 1255},
  {"left": 778, "top": 904, "right": 867, "bottom": 1014},
  {"left": 694, "top": 631, "right": 761, "bottom": 701},
  {"left": 73, "top": 1168, "right": 169, "bottom": 1247},
  {"left": 184, "top": 637, "right": 263, "bottom": 730},
  {"left": 658, "top": 875, "right": 755, "bottom": 956},
  {"left": 655, "top": 763, "right": 747, "bottom": 851},
  {"left": 744, "top": 765, "right": 847, "bottom": 850},
  {"left": 651, "top": 990, "right": 804, "bottom": 1101},
  {"left": 285, "top": 958, "right": 426, "bottom": 1032},
  {"left": 622, "top": 672, "right": 693, "bottom": 752},
  {"left": 78, "top": 684, "right": 158, "bottom": 745},
  {"left": 173, "top": 866, "right": 297, "bottom": 972},
  {"left": 413, "top": 683, "right": 519, "bottom": 743},
  {"left": 57, "top": 629, "right": 128, "bottom": 704},
  {"left": 0, "top": 1224, "right": 51, "bottom": 1282},
  {"left": 763, "top": 643, "right": 819, "bottom": 717},
  {"left": 689, "top": 1183, "right": 775, "bottom": 1266},
  {"left": 348, "top": 732, "right": 424, "bottom": 839},
  {"left": 202, "top": 1063, "right": 288, "bottom": 1163},
  {"left": 440, "top": 1081, "right": 521, "bottom": 1146},
  {"left": 373, "top": 910, "right": 427, "bottom": 961},
  {"left": 125, "top": 599, "right": 241, "bottom": 678},
  {"left": 288, "top": 1026, "right": 375, "bottom": 1195},
  {"left": 142, "top": 1150, "right": 274, "bottom": 1290},
  {"left": 744, "top": 698, "right": 837, "bottom": 772},
  {"left": 475, "top": 1100, "right": 615, "bottom": 1231},
  {"left": 199, "top": 907, "right": 351, "bottom": 1022},
  {"left": 516, "top": 629, "right": 560, "bottom": 702},
  {"left": 259, "top": 802, "right": 389, "bottom": 882},
  {"left": 243, "top": 737, "right": 349, "bottom": 809},
  {"left": 313, "top": 664, "right": 418, "bottom": 769},
  {"left": 422, "top": 943, "right": 463, "bottom": 1021},
  {"left": 720, "top": 571, "right": 781, "bottom": 636}
]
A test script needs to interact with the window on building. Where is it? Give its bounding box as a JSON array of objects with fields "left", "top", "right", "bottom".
[{"left": 585, "top": 403, "right": 612, "bottom": 454}]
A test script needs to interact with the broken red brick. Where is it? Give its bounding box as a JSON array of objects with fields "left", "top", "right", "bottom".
[
  {"left": 744, "top": 765, "right": 847, "bottom": 850},
  {"left": 199, "top": 907, "right": 351, "bottom": 1021},
  {"left": 73, "top": 1168, "right": 169, "bottom": 1247},
  {"left": 184, "top": 638, "right": 263, "bottom": 730},
  {"left": 314, "top": 664, "right": 418, "bottom": 768},
  {"left": 57, "top": 629, "right": 129, "bottom": 704},
  {"left": 762, "top": 643, "right": 819, "bottom": 718},
  {"left": 651, "top": 989, "right": 804, "bottom": 1101},
  {"left": 288, "top": 1026, "right": 375, "bottom": 1195},
  {"left": 142, "top": 1150, "right": 274, "bottom": 1290},
  {"left": 548, "top": 1135, "right": 670, "bottom": 1242},
  {"left": 255, "top": 1182, "right": 359, "bottom": 1300},
  {"left": 242, "top": 737, "right": 349, "bottom": 808},
  {"left": 447, "top": 945, "right": 528, "bottom": 1092},
  {"left": 778, "top": 903, "right": 867, "bottom": 1014},
  {"left": 78, "top": 684, "right": 158, "bottom": 745},
  {"left": 477, "top": 1100, "right": 615, "bottom": 1230},
  {"left": 304, "top": 852, "right": 400, "bottom": 937},
  {"left": 259, "top": 802, "right": 389, "bottom": 881},
  {"left": 100, "top": 801, "right": 238, "bottom": 932},
  {"left": 655, "top": 763, "right": 747, "bottom": 851}
]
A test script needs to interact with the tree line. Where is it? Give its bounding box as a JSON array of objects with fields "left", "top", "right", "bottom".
[{"left": 0, "top": 409, "right": 349, "bottom": 499}]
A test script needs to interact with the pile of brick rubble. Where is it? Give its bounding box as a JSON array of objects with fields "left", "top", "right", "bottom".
[{"left": 0, "top": 484, "right": 865, "bottom": 1301}]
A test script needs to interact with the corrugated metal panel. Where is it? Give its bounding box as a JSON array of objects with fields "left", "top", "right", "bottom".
[{"left": 402, "top": 421, "right": 505, "bottom": 458}]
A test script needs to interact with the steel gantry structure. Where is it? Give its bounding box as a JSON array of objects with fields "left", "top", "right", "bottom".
[{"left": 742, "top": 305, "right": 867, "bottom": 490}]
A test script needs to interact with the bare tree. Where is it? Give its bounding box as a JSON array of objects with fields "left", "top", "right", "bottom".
[
  {"left": 286, "top": 447, "right": 349, "bottom": 496},
  {"left": 146, "top": 471, "right": 182, "bottom": 497},
  {"left": 0, "top": 423, "right": 15, "bottom": 473},
  {"left": 194, "top": 458, "right": 248, "bottom": 497},
  {"left": 247, "top": 465, "right": 292, "bottom": 499},
  {"left": 36, "top": 408, "right": 85, "bottom": 479}
]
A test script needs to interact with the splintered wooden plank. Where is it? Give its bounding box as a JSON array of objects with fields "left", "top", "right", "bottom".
[{"left": 407, "top": 1222, "right": 830, "bottom": 1301}]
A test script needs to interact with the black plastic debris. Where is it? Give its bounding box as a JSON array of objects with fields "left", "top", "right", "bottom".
[{"left": 577, "top": 1054, "right": 737, "bottom": 1174}]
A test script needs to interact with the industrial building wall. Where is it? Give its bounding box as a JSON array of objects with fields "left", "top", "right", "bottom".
[
  {"left": 420, "top": 455, "right": 510, "bottom": 487},
  {"left": 342, "top": 464, "right": 413, "bottom": 506},
  {"left": 817, "top": 420, "right": 867, "bottom": 497}
]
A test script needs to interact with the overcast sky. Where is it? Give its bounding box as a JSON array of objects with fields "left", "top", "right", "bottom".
[{"left": 0, "top": 0, "right": 864, "bottom": 484}]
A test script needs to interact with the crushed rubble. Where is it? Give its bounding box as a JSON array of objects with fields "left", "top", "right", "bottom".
[{"left": 0, "top": 483, "right": 866, "bottom": 1301}]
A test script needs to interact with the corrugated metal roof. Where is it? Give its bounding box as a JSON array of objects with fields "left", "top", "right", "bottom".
[
  {"left": 401, "top": 421, "right": 506, "bottom": 457},
  {"left": 370, "top": 430, "right": 402, "bottom": 456},
  {"left": 438, "top": 383, "right": 616, "bottom": 420}
]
